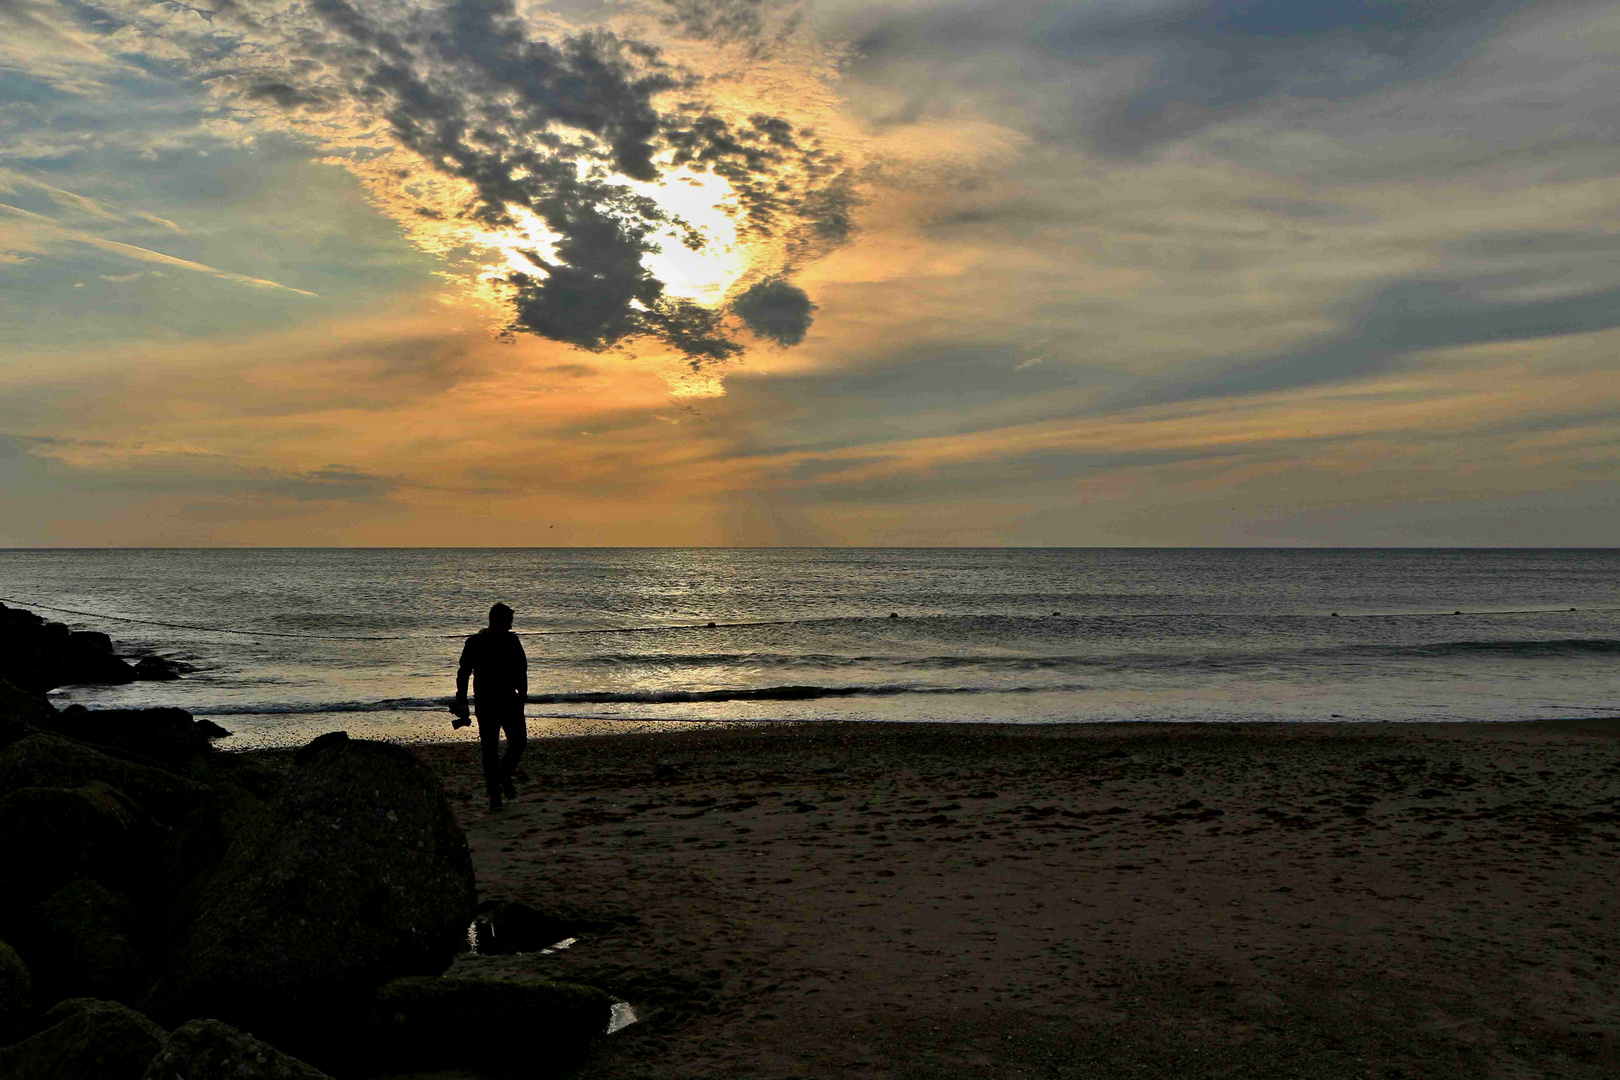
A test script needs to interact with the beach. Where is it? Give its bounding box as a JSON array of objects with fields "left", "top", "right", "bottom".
[{"left": 416, "top": 718, "right": 1620, "bottom": 1079}]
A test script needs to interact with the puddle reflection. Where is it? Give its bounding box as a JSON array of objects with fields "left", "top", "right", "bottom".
[{"left": 607, "top": 1002, "right": 638, "bottom": 1034}]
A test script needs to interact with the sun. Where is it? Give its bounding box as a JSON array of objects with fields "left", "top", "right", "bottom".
[
  {"left": 460, "top": 167, "right": 751, "bottom": 322},
  {"left": 624, "top": 167, "right": 751, "bottom": 306}
]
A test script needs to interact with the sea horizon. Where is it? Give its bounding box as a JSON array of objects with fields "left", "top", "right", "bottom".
[{"left": 4, "top": 547, "right": 1615, "bottom": 748}]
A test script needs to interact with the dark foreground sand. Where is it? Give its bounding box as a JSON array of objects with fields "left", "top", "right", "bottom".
[{"left": 414, "top": 720, "right": 1620, "bottom": 1079}]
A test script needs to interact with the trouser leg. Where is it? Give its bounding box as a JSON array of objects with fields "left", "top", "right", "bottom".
[
  {"left": 500, "top": 711, "right": 527, "bottom": 783},
  {"left": 477, "top": 712, "right": 503, "bottom": 802}
]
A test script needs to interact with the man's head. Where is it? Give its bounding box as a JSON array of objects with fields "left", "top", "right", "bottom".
[{"left": 488, "top": 602, "right": 514, "bottom": 630}]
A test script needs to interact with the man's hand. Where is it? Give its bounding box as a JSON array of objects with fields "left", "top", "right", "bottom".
[{"left": 450, "top": 697, "right": 471, "bottom": 729}]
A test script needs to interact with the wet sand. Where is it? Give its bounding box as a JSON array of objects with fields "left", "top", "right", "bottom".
[{"left": 416, "top": 719, "right": 1620, "bottom": 1079}]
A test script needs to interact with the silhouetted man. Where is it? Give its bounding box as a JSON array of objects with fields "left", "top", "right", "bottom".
[{"left": 453, "top": 602, "right": 527, "bottom": 810}]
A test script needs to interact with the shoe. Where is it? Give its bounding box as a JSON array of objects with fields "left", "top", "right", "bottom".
[
  {"left": 488, "top": 795, "right": 503, "bottom": 811},
  {"left": 501, "top": 778, "right": 517, "bottom": 800}
]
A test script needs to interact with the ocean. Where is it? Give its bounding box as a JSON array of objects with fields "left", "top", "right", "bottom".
[{"left": 2, "top": 548, "right": 1616, "bottom": 748}]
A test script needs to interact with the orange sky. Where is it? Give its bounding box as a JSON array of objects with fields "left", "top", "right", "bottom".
[{"left": 3, "top": 0, "right": 1619, "bottom": 545}]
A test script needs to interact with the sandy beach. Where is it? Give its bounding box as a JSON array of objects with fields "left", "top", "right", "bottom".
[{"left": 412, "top": 718, "right": 1620, "bottom": 1079}]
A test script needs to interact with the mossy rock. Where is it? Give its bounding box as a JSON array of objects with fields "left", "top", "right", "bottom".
[
  {"left": 24, "top": 878, "right": 144, "bottom": 1005},
  {"left": 147, "top": 736, "right": 475, "bottom": 1060},
  {"left": 140, "top": 1018, "right": 333, "bottom": 1080},
  {"left": 0, "top": 997, "right": 166, "bottom": 1080},
  {"left": 369, "top": 975, "right": 613, "bottom": 1077},
  {"left": 0, "top": 677, "right": 54, "bottom": 749},
  {"left": 0, "top": 732, "right": 203, "bottom": 820},
  {"left": 0, "top": 938, "right": 31, "bottom": 1043},
  {"left": 0, "top": 783, "right": 151, "bottom": 927}
]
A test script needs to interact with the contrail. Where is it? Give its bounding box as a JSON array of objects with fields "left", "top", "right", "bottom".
[{"left": 0, "top": 201, "right": 319, "bottom": 297}]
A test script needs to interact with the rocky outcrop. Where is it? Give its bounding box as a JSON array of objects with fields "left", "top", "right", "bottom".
[
  {"left": 0, "top": 997, "right": 166, "bottom": 1080},
  {"left": 24, "top": 878, "right": 144, "bottom": 1005},
  {"left": 0, "top": 603, "right": 176, "bottom": 696},
  {"left": 0, "top": 940, "right": 30, "bottom": 1043},
  {"left": 149, "top": 733, "right": 476, "bottom": 1056},
  {"left": 0, "top": 608, "right": 625, "bottom": 1079},
  {"left": 140, "top": 1019, "right": 333, "bottom": 1080},
  {"left": 369, "top": 975, "right": 613, "bottom": 1077}
]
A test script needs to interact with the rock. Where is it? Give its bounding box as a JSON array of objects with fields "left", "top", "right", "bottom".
[
  {"left": 139, "top": 1018, "right": 333, "bottom": 1080},
  {"left": 0, "top": 939, "right": 31, "bottom": 1043},
  {"left": 0, "top": 997, "right": 166, "bottom": 1080},
  {"left": 0, "top": 603, "right": 46, "bottom": 629},
  {"left": 24, "top": 878, "right": 144, "bottom": 1005},
  {"left": 131, "top": 657, "right": 182, "bottom": 682},
  {"left": 194, "top": 718, "right": 233, "bottom": 740},
  {"left": 148, "top": 737, "right": 476, "bottom": 1058},
  {"left": 0, "top": 610, "right": 133, "bottom": 694},
  {"left": 0, "top": 783, "right": 149, "bottom": 927},
  {"left": 56, "top": 625, "right": 137, "bottom": 687},
  {"left": 156, "top": 782, "right": 265, "bottom": 944},
  {"left": 369, "top": 976, "right": 612, "bottom": 1077},
  {"left": 39, "top": 707, "right": 214, "bottom": 768},
  {"left": 0, "top": 678, "right": 53, "bottom": 749},
  {"left": 68, "top": 631, "right": 113, "bottom": 655},
  {"left": 0, "top": 731, "right": 203, "bottom": 820}
]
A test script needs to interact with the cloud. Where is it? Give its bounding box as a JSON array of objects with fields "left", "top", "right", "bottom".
[
  {"left": 0, "top": 0, "right": 127, "bottom": 93},
  {"left": 61, "top": 0, "right": 860, "bottom": 364},
  {"left": 842, "top": 0, "right": 1548, "bottom": 152},
  {"left": 730, "top": 276, "right": 816, "bottom": 345},
  {"left": 1131, "top": 275, "right": 1620, "bottom": 408}
]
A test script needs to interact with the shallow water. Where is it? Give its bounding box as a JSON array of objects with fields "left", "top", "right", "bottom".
[{"left": 3, "top": 548, "right": 1616, "bottom": 745}]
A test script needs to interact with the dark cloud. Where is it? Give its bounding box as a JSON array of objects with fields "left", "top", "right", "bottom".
[
  {"left": 258, "top": 465, "right": 394, "bottom": 503},
  {"left": 158, "top": 0, "right": 847, "bottom": 362},
  {"left": 662, "top": 109, "right": 857, "bottom": 255},
  {"left": 731, "top": 277, "right": 815, "bottom": 346},
  {"left": 243, "top": 80, "right": 331, "bottom": 112}
]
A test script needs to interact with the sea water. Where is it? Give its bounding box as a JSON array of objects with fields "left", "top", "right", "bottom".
[{"left": 1, "top": 548, "right": 1616, "bottom": 747}]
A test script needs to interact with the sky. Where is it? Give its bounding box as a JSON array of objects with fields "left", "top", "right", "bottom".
[{"left": 1, "top": 0, "right": 1617, "bottom": 546}]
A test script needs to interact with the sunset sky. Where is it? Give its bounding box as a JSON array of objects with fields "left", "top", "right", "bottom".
[{"left": 3, "top": 0, "right": 1617, "bottom": 546}]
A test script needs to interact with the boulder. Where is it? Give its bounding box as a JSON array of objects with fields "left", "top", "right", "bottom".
[
  {"left": 0, "top": 939, "right": 30, "bottom": 1043},
  {"left": 139, "top": 1019, "right": 333, "bottom": 1080},
  {"left": 156, "top": 782, "right": 265, "bottom": 944},
  {"left": 369, "top": 976, "right": 612, "bottom": 1077},
  {"left": 0, "top": 678, "right": 53, "bottom": 749},
  {"left": 68, "top": 631, "right": 113, "bottom": 655},
  {"left": 0, "top": 783, "right": 150, "bottom": 926},
  {"left": 0, "top": 731, "right": 203, "bottom": 820},
  {"left": 24, "top": 878, "right": 144, "bottom": 1005},
  {"left": 39, "top": 707, "right": 215, "bottom": 768},
  {"left": 148, "top": 734, "right": 476, "bottom": 1057},
  {"left": 0, "top": 997, "right": 166, "bottom": 1080},
  {"left": 131, "top": 657, "right": 183, "bottom": 682},
  {"left": 194, "top": 718, "right": 233, "bottom": 740}
]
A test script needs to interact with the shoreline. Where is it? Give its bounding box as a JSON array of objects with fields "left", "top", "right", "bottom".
[
  {"left": 225, "top": 711, "right": 1620, "bottom": 755},
  {"left": 398, "top": 716, "right": 1618, "bottom": 1077}
]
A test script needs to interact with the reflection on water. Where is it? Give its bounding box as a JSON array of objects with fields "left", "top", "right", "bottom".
[
  {"left": 466, "top": 917, "right": 579, "bottom": 957},
  {"left": 607, "top": 1001, "right": 638, "bottom": 1034}
]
